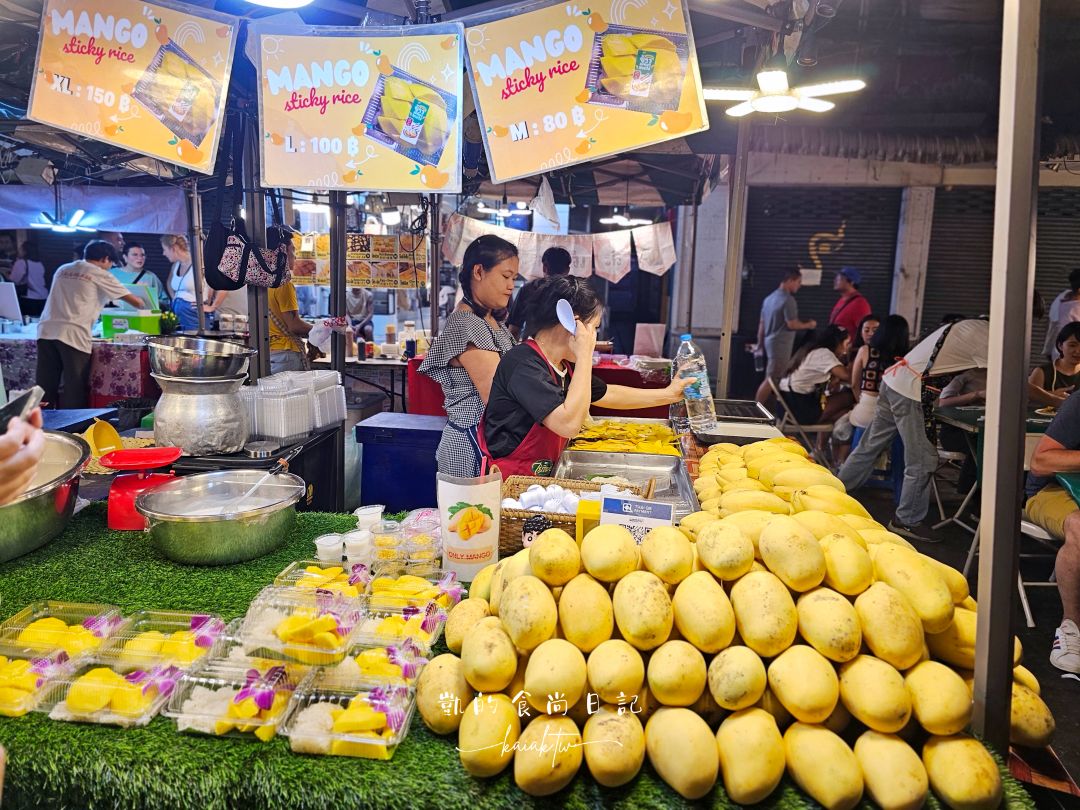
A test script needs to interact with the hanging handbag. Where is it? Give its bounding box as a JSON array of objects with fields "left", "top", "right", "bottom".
[{"left": 206, "top": 115, "right": 291, "bottom": 290}]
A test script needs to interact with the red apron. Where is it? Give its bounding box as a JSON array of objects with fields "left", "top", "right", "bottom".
[{"left": 477, "top": 339, "right": 570, "bottom": 477}]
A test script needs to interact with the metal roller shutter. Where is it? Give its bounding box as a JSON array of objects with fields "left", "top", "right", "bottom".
[
  {"left": 738, "top": 187, "right": 901, "bottom": 341},
  {"left": 922, "top": 188, "right": 995, "bottom": 339},
  {"left": 924, "top": 188, "right": 1080, "bottom": 365}
]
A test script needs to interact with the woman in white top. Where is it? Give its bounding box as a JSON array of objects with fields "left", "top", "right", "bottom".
[
  {"left": 780, "top": 325, "right": 852, "bottom": 425},
  {"left": 162, "top": 235, "right": 203, "bottom": 332},
  {"left": 9, "top": 242, "right": 48, "bottom": 317}
]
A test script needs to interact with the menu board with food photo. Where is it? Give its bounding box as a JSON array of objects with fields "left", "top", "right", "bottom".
[
  {"left": 463, "top": 0, "right": 707, "bottom": 183},
  {"left": 27, "top": 0, "right": 239, "bottom": 173},
  {"left": 345, "top": 232, "right": 427, "bottom": 289},
  {"left": 257, "top": 23, "right": 464, "bottom": 192}
]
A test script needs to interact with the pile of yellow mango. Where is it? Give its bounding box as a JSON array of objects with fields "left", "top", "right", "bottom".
[
  {"left": 413, "top": 436, "right": 1052, "bottom": 809},
  {"left": 570, "top": 420, "right": 680, "bottom": 456}
]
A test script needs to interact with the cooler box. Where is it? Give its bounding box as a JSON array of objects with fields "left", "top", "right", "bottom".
[
  {"left": 356, "top": 412, "right": 446, "bottom": 511},
  {"left": 100, "top": 310, "right": 161, "bottom": 339},
  {"left": 100, "top": 282, "right": 162, "bottom": 339}
]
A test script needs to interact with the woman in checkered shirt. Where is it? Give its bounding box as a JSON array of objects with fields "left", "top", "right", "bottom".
[{"left": 419, "top": 235, "right": 518, "bottom": 477}]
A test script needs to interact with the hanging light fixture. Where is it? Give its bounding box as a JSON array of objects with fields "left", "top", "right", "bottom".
[
  {"left": 245, "top": 0, "right": 313, "bottom": 9},
  {"left": 704, "top": 52, "right": 864, "bottom": 117},
  {"left": 600, "top": 179, "right": 653, "bottom": 227},
  {"left": 30, "top": 186, "right": 94, "bottom": 232}
]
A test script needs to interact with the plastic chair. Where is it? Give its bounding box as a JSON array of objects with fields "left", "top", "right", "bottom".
[
  {"left": 962, "top": 438, "right": 1062, "bottom": 628},
  {"left": 768, "top": 378, "right": 835, "bottom": 465}
]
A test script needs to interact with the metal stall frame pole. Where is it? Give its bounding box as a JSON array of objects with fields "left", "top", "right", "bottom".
[
  {"left": 685, "top": 196, "right": 700, "bottom": 335},
  {"left": 243, "top": 117, "right": 271, "bottom": 381},
  {"left": 415, "top": 0, "right": 440, "bottom": 340},
  {"left": 972, "top": 0, "right": 1041, "bottom": 751},
  {"left": 329, "top": 190, "right": 347, "bottom": 512},
  {"left": 429, "top": 194, "right": 442, "bottom": 338},
  {"left": 716, "top": 119, "right": 751, "bottom": 398},
  {"left": 186, "top": 179, "right": 207, "bottom": 336}
]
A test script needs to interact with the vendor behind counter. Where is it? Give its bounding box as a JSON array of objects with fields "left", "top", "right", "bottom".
[{"left": 479, "top": 276, "right": 689, "bottom": 476}]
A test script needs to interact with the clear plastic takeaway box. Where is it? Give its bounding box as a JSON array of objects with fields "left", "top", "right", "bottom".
[
  {"left": 36, "top": 658, "right": 182, "bottom": 727},
  {"left": 0, "top": 601, "right": 125, "bottom": 660},
  {"left": 96, "top": 610, "right": 226, "bottom": 673},
  {"left": 164, "top": 661, "right": 301, "bottom": 742},
  {"left": 367, "top": 566, "right": 465, "bottom": 611},
  {"left": 0, "top": 647, "right": 74, "bottom": 718},
  {"left": 273, "top": 560, "right": 366, "bottom": 600},
  {"left": 349, "top": 600, "right": 446, "bottom": 657},
  {"left": 236, "top": 587, "right": 364, "bottom": 666},
  {"left": 199, "top": 618, "right": 313, "bottom": 684},
  {"left": 280, "top": 668, "right": 416, "bottom": 760}
]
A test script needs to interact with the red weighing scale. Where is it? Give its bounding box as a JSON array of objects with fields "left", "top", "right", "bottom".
[{"left": 99, "top": 447, "right": 183, "bottom": 530}]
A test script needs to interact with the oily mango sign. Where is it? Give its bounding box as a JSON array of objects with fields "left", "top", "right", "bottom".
[
  {"left": 27, "top": 0, "right": 239, "bottom": 173},
  {"left": 257, "top": 23, "right": 464, "bottom": 193},
  {"left": 464, "top": 0, "right": 708, "bottom": 183}
]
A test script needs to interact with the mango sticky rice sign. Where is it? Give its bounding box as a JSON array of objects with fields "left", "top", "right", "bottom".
[
  {"left": 257, "top": 23, "right": 464, "bottom": 193},
  {"left": 464, "top": 0, "right": 708, "bottom": 184},
  {"left": 27, "top": 0, "right": 239, "bottom": 173}
]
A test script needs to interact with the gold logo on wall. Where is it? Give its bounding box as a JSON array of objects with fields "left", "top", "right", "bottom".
[{"left": 798, "top": 220, "right": 847, "bottom": 284}]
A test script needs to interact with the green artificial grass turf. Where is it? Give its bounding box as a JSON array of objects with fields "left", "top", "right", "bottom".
[{"left": 0, "top": 504, "right": 1036, "bottom": 810}]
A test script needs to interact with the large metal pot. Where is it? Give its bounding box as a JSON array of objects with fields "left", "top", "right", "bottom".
[
  {"left": 0, "top": 431, "right": 90, "bottom": 563},
  {"left": 147, "top": 335, "right": 255, "bottom": 379},
  {"left": 135, "top": 470, "right": 304, "bottom": 565},
  {"left": 153, "top": 373, "right": 249, "bottom": 456}
]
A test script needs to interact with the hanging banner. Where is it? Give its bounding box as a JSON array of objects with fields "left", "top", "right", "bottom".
[
  {"left": 348, "top": 233, "right": 428, "bottom": 288},
  {"left": 632, "top": 221, "right": 676, "bottom": 275},
  {"left": 257, "top": 23, "right": 464, "bottom": 193},
  {"left": 464, "top": 0, "right": 708, "bottom": 184},
  {"left": 593, "top": 229, "right": 632, "bottom": 283},
  {"left": 27, "top": 0, "right": 239, "bottom": 174}
]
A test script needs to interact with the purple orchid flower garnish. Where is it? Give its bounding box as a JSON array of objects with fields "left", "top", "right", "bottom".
[
  {"left": 125, "top": 664, "right": 181, "bottom": 697},
  {"left": 315, "top": 589, "right": 360, "bottom": 637},
  {"left": 421, "top": 602, "right": 445, "bottom": 635},
  {"left": 366, "top": 685, "right": 408, "bottom": 732},
  {"left": 190, "top": 615, "right": 226, "bottom": 649},
  {"left": 436, "top": 572, "right": 463, "bottom": 605},
  {"left": 234, "top": 666, "right": 285, "bottom": 711},
  {"left": 82, "top": 613, "right": 122, "bottom": 638},
  {"left": 387, "top": 644, "right": 428, "bottom": 679},
  {"left": 29, "top": 651, "right": 69, "bottom": 688},
  {"left": 348, "top": 563, "right": 371, "bottom": 587}
]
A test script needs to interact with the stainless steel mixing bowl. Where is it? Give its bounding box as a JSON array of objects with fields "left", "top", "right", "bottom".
[
  {"left": 147, "top": 335, "right": 255, "bottom": 379},
  {"left": 135, "top": 470, "right": 305, "bottom": 565},
  {"left": 0, "top": 431, "right": 90, "bottom": 564}
]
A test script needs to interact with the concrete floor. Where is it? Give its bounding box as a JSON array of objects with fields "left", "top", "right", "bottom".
[{"left": 857, "top": 476, "right": 1080, "bottom": 799}]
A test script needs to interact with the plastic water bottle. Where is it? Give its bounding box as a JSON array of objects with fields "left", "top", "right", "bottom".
[{"left": 673, "top": 334, "right": 717, "bottom": 431}]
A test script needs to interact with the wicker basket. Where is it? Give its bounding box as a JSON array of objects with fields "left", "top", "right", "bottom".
[{"left": 499, "top": 475, "right": 643, "bottom": 556}]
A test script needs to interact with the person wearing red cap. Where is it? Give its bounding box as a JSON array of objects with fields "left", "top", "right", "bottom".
[{"left": 829, "top": 267, "right": 871, "bottom": 345}]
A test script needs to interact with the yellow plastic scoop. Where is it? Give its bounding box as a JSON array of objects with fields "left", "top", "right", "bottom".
[{"left": 82, "top": 419, "right": 122, "bottom": 457}]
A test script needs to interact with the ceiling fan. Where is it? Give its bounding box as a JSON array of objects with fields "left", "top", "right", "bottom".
[{"left": 704, "top": 55, "right": 865, "bottom": 117}]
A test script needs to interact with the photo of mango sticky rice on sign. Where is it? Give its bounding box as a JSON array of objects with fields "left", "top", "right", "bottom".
[
  {"left": 583, "top": 25, "right": 689, "bottom": 116},
  {"left": 361, "top": 69, "right": 457, "bottom": 168},
  {"left": 133, "top": 41, "right": 222, "bottom": 146}
]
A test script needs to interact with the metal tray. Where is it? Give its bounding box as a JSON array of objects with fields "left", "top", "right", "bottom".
[
  {"left": 712, "top": 399, "right": 776, "bottom": 423},
  {"left": 583, "top": 416, "right": 670, "bottom": 427},
  {"left": 693, "top": 421, "right": 786, "bottom": 446},
  {"left": 554, "top": 450, "right": 699, "bottom": 520}
]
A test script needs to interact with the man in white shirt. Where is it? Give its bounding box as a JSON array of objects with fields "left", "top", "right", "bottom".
[
  {"left": 838, "top": 319, "right": 990, "bottom": 542},
  {"left": 35, "top": 241, "right": 144, "bottom": 408}
]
